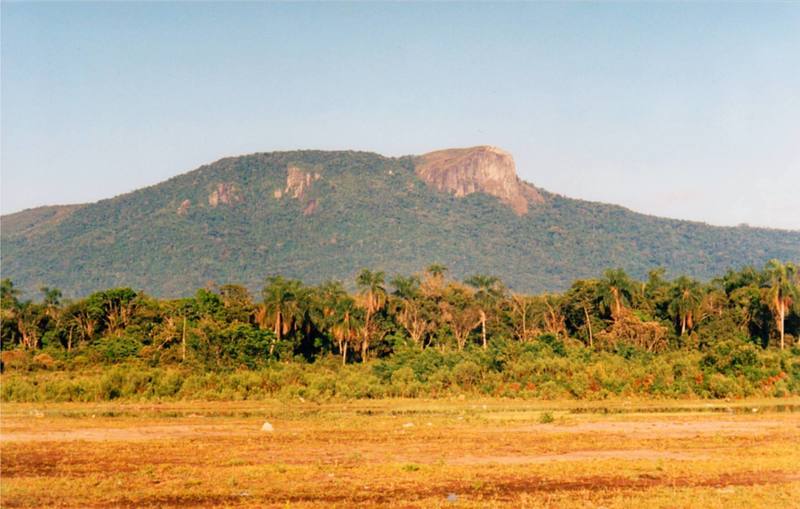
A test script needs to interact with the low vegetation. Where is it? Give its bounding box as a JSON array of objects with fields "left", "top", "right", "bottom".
[{"left": 1, "top": 261, "right": 798, "bottom": 402}]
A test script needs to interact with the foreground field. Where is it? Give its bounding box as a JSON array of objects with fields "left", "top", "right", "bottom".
[{"left": 2, "top": 399, "right": 799, "bottom": 508}]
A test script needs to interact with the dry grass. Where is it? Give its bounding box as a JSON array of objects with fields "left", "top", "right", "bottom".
[{"left": 2, "top": 398, "right": 799, "bottom": 508}]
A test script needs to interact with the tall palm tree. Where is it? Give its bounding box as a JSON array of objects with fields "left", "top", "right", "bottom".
[
  {"left": 426, "top": 264, "right": 448, "bottom": 280},
  {"left": 598, "top": 269, "right": 635, "bottom": 322},
  {"left": 465, "top": 274, "right": 503, "bottom": 349},
  {"left": 668, "top": 276, "right": 702, "bottom": 336},
  {"left": 355, "top": 269, "right": 387, "bottom": 362},
  {"left": 764, "top": 260, "right": 798, "bottom": 350},
  {"left": 260, "top": 276, "right": 307, "bottom": 355},
  {"left": 330, "top": 297, "right": 360, "bottom": 365}
]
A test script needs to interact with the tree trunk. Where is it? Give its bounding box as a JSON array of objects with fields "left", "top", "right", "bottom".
[
  {"left": 270, "top": 311, "right": 282, "bottom": 356},
  {"left": 480, "top": 310, "right": 487, "bottom": 349},
  {"left": 361, "top": 310, "right": 372, "bottom": 363},
  {"left": 342, "top": 342, "right": 347, "bottom": 366},
  {"left": 274, "top": 312, "right": 282, "bottom": 342},
  {"left": 681, "top": 316, "right": 686, "bottom": 336},
  {"left": 521, "top": 308, "right": 527, "bottom": 342},
  {"left": 780, "top": 303, "right": 785, "bottom": 350},
  {"left": 181, "top": 316, "right": 187, "bottom": 362},
  {"left": 583, "top": 306, "right": 593, "bottom": 348}
]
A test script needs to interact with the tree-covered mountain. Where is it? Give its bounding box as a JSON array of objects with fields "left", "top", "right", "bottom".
[{"left": 2, "top": 147, "right": 799, "bottom": 298}]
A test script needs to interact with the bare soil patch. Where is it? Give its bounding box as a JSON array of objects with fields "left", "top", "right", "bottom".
[
  {"left": 449, "top": 448, "right": 703, "bottom": 465},
  {"left": 505, "top": 418, "right": 792, "bottom": 438},
  {"left": 0, "top": 424, "right": 246, "bottom": 443}
]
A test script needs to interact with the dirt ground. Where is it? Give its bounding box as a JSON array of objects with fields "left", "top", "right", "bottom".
[{"left": 1, "top": 398, "right": 799, "bottom": 508}]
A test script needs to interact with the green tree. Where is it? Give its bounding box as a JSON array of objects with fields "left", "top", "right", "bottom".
[
  {"left": 390, "top": 275, "right": 433, "bottom": 348},
  {"left": 465, "top": 275, "right": 504, "bottom": 349},
  {"left": 563, "top": 279, "right": 601, "bottom": 347},
  {"left": 1, "top": 279, "right": 22, "bottom": 348},
  {"left": 355, "top": 269, "right": 387, "bottom": 362},
  {"left": 218, "top": 284, "right": 253, "bottom": 323},
  {"left": 668, "top": 276, "right": 702, "bottom": 336},
  {"left": 330, "top": 296, "right": 360, "bottom": 365},
  {"left": 764, "top": 260, "right": 799, "bottom": 350},
  {"left": 598, "top": 269, "right": 635, "bottom": 322},
  {"left": 259, "top": 276, "right": 308, "bottom": 356},
  {"left": 440, "top": 283, "right": 481, "bottom": 351}
]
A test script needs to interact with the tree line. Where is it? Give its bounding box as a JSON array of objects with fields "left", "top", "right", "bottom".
[{"left": 1, "top": 260, "right": 798, "bottom": 370}]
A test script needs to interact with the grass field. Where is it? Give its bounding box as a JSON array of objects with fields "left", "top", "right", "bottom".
[{"left": 2, "top": 398, "right": 799, "bottom": 508}]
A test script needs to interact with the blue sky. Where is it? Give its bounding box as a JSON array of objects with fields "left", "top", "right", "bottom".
[{"left": 2, "top": 2, "right": 798, "bottom": 229}]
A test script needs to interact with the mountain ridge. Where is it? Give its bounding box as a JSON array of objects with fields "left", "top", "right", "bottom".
[{"left": 3, "top": 147, "right": 799, "bottom": 298}]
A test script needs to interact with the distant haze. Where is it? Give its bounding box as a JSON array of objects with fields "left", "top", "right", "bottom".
[{"left": 2, "top": 2, "right": 798, "bottom": 229}]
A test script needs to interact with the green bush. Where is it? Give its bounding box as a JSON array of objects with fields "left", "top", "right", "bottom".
[
  {"left": 96, "top": 335, "right": 143, "bottom": 363},
  {"left": 2, "top": 342, "right": 799, "bottom": 402},
  {"left": 451, "top": 361, "right": 482, "bottom": 390}
]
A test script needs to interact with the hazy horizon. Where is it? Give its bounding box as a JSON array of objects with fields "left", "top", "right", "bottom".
[{"left": 2, "top": 2, "right": 798, "bottom": 229}]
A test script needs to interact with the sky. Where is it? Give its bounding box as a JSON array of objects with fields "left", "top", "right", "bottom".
[{"left": 2, "top": 2, "right": 799, "bottom": 230}]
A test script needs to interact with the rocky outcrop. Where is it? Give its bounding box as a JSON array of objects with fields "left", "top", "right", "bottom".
[
  {"left": 208, "top": 183, "right": 241, "bottom": 207},
  {"left": 414, "top": 146, "right": 544, "bottom": 215},
  {"left": 283, "top": 165, "right": 320, "bottom": 200},
  {"left": 177, "top": 199, "right": 191, "bottom": 215},
  {"left": 273, "top": 164, "right": 322, "bottom": 215}
]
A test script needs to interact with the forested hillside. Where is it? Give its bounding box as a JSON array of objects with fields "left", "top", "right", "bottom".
[{"left": 2, "top": 148, "right": 799, "bottom": 298}]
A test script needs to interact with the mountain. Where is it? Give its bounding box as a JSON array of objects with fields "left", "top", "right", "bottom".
[{"left": 2, "top": 146, "right": 799, "bottom": 298}]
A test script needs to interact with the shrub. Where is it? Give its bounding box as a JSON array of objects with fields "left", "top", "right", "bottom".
[
  {"left": 451, "top": 361, "right": 482, "bottom": 390},
  {"left": 96, "top": 335, "right": 143, "bottom": 363},
  {"left": 706, "top": 373, "right": 743, "bottom": 399}
]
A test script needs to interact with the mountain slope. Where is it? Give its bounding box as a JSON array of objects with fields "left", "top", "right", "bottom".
[{"left": 3, "top": 147, "right": 799, "bottom": 297}]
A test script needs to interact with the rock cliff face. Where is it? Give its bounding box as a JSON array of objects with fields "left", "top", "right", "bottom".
[
  {"left": 276, "top": 165, "right": 320, "bottom": 200},
  {"left": 414, "top": 146, "right": 544, "bottom": 215},
  {"left": 208, "top": 183, "right": 241, "bottom": 207}
]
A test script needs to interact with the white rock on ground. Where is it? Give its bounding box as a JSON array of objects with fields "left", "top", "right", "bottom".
[{"left": 261, "top": 421, "right": 274, "bottom": 432}]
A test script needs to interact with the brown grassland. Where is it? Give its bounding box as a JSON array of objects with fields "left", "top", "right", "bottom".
[{"left": 2, "top": 398, "right": 799, "bottom": 508}]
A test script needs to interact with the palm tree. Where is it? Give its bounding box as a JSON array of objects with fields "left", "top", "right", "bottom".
[
  {"left": 764, "top": 260, "right": 798, "bottom": 350},
  {"left": 465, "top": 275, "right": 503, "bottom": 349},
  {"left": 426, "top": 264, "right": 448, "bottom": 280},
  {"left": 330, "top": 297, "right": 360, "bottom": 365},
  {"left": 598, "top": 269, "right": 635, "bottom": 322},
  {"left": 668, "top": 276, "right": 702, "bottom": 336},
  {"left": 260, "top": 276, "right": 307, "bottom": 355},
  {"left": 355, "top": 269, "right": 387, "bottom": 362}
]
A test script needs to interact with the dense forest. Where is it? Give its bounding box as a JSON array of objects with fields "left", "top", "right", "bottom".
[
  {"left": 2, "top": 260, "right": 798, "bottom": 402},
  {"left": 4, "top": 150, "right": 800, "bottom": 298}
]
